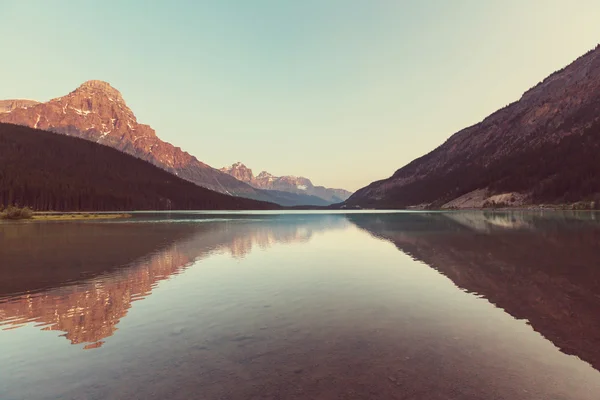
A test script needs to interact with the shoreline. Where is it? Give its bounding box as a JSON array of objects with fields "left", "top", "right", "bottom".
[
  {"left": 31, "top": 213, "right": 132, "bottom": 221},
  {"left": 2, "top": 208, "right": 597, "bottom": 221}
]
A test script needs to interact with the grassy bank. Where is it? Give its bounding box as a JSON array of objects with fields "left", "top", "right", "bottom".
[
  {"left": 0, "top": 206, "right": 132, "bottom": 221},
  {"left": 0, "top": 205, "right": 34, "bottom": 220},
  {"left": 32, "top": 213, "right": 132, "bottom": 221}
]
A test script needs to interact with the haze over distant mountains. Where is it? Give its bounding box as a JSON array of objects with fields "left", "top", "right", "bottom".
[
  {"left": 346, "top": 45, "right": 600, "bottom": 209},
  {"left": 0, "top": 81, "right": 345, "bottom": 207},
  {"left": 220, "top": 162, "right": 352, "bottom": 204}
]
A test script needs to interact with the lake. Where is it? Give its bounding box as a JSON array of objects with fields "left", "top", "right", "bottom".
[{"left": 1, "top": 211, "right": 600, "bottom": 399}]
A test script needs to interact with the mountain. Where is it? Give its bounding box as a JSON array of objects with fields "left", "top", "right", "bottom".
[
  {"left": 0, "top": 123, "right": 277, "bottom": 211},
  {"left": 347, "top": 45, "right": 600, "bottom": 209},
  {"left": 255, "top": 189, "right": 332, "bottom": 207},
  {"left": 220, "top": 162, "right": 352, "bottom": 204},
  {"left": 0, "top": 80, "right": 283, "bottom": 203},
  {"left": 0, "top": 100, "right": 39, "bottom": 114}
]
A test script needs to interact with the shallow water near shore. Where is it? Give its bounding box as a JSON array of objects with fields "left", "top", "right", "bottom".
[{"left": 1, "top": 210, "right": 600, "bottom": 399}]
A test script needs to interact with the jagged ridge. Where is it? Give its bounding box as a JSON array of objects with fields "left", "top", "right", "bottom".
[{"left": 220, "top": 162, "right": 352, "bottom": 204}]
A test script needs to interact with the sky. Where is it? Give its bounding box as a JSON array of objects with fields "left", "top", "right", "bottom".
[{"left": 2, "top": 0, "right": 600, "bottom": 191}]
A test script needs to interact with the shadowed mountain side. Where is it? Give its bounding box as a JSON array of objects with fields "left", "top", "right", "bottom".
[
  {"left": 253, "top": 189, "right": 332, "bottom": 207},
  {"left": 346, "top": 212, "right": 600, "bottom": 371},
  {"left": 0, "top": 123, "right": 277, "bottom": 211},
  {"left": 0, "top": 215, "right": 349, "bottom": 348},
  {"left": 0, "top": 81, "right": 343, "bottom": 207},
  {"left": 0, "top": 81, "right": 269, "bottom": 201},
  {"left": 346, "top": 45, "right": 600, "bottom": 208}
]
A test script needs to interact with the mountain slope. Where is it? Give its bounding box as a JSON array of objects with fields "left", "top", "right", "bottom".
[
  {"left": 220, "top": 162, "right": 352, "bottom": 204},
  {"left": 347, "top": 45, "right": 600, "bottom": 208},
  {"left": 253, "top": 189, "right": 331, "bottom": 207},
  {"left": 0, "top": 100, "right": 39, "bottom": 114},
  {"left": 0, "top": 123, "right": 277, "bottom": 211},
  {"left": 0, "top": 80, "right": 277, "bottom": 202}
]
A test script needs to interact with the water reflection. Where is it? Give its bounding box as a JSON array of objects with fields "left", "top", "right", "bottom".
[
  {"left": 0, "top": 214, "right": 348, "bottom": 348},
  {"left": 2, "top": 212, "right": 600, "bottom": 400},
  {"left": 347, "top": 211, "right": 600, "bottom": 370}
]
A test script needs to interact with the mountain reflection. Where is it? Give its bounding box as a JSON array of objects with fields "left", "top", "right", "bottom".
[
  {"left": 346, "top": 211, "right": 600, "bottom": 371},
  {"left": 0, "top": 214, "right": 348, "bottom": 348}
]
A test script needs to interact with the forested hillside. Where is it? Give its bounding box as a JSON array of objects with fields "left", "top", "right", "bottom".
[
  {"left": 346, "top": 45, "right": 600, "bottom": 208},
  {"left": 0, "top": 123, "right": 278, "bottom": 211},
  {"left": 350, "top": 117, "right": 600, "bottom": 208}
]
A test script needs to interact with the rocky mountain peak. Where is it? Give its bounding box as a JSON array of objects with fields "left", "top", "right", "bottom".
[
  {"left": 28, "top": 79, "right": 145, "bottom": 141},
  {"left": 61, "top": 79, "right": 134, "bottom": 122},
  {"left": 257, "top": 171, "right": 274, "bottom": 179},
  {"left": 220, "top": 162, "right": 255, "bottom": 182},
  {"left": 0, "top": 81, "right": 351, "bottom": 206},
  {"left": 230, "top": 161, "right": 250, "bottom": 171},
  {"left": 0, "top": 81, "right": 271, "bottom": 200},
  {"left": 221, "top": 163, "right": 352, "bottom": 203},
  {"left": 75, "top": 80, "right": 125, "bottom": 103}
]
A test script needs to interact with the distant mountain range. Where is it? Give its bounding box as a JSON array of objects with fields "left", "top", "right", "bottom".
[
  {"left": 0, "top": 123, "right": 277, "bottom": 211},
  {"left": 346, "top": 45, "right": 600, "bottom": 209},
  {"left": 0, "top": 81, "right": 340, "bottom": 207},
  {"left": 220, "top": 162, "right": 352, "bottom": 204}
]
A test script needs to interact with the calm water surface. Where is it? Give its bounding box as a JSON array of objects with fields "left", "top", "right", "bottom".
[{"left": 1, "top": 211, "right": 600, "bottom": 399}]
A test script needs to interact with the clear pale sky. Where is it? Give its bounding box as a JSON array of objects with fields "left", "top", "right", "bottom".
[{"left": 2, "top": 1, "right": 599, "bottom": 191}]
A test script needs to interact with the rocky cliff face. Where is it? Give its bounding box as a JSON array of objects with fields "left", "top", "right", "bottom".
[
  {"left": 0, "top": 99, "right": 39, "bottom": 113},
  {"left": 347, "top": 45, "right": 600, "bottom": 208},
  {"left": 220, "top": 162, "right": 352, "bottom": 204},
  {"left": 0, "top": 81, "right": 270, "bottom": 200}
]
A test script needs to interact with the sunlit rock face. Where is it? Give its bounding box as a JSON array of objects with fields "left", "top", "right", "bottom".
[
  {"left": 0, "top": 81, "right": 264, "bottom": 199},
  {"left": 220, "top": 162, "right": 352, "bottom": 204},
  {"left": 0, "top": 99, "right": 40, "bottom": 114}
]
